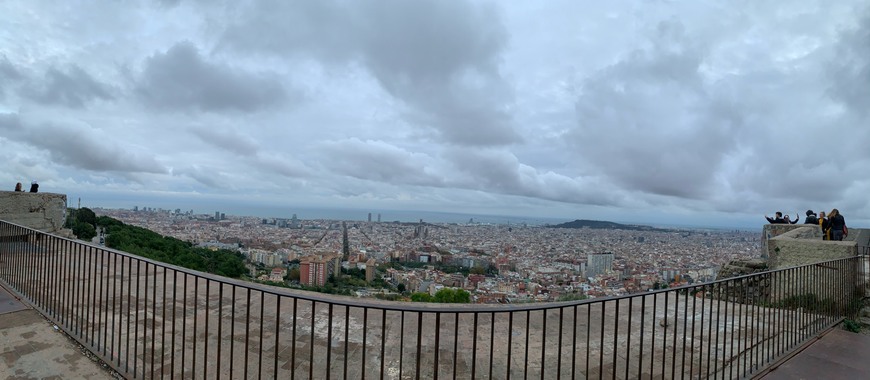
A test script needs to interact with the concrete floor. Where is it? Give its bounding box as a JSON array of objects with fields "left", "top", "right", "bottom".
[
  {"left": 1, "top": 278, "right": 868, "bottom": 379},
  {"left": 755, "top": 328, "right": 870, "bottom": 380},
  {"left": 0, "top": 285, "right": 117, "bottom": 379}
]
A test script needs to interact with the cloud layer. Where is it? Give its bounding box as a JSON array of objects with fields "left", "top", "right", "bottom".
[{"left": 1, "top": 0, "right": 868, "bottom": 227}]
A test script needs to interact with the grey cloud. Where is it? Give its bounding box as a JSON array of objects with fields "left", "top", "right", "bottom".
[
  {"left": 136, "top": 41, "right": 288, "bottom": 112},
  {"left": 255, "top": 155, "right": 310, "bottom": 178},
  {"left": 218, "top": 0, "right": 519, "bottom": 146},
  {"left": 189, "top": 127, "right": 259, "bottom": 155},
  {"left": 358, "top": 1, "right": 519, "bottom": 146},
  {"left": 22, "top": 65, "right": 114, "bottom": 108},
  {"left": 0, "top": 112, "right": 21, "bottom": 129},
  {"left": 217, "top": 1, "right": 359, "bottom": 62},
  {"left": 0, "top": 114, "right": 166, "bottom": 173},
  {"left": 828, "top": 10, "right": 870, "bottom": 116},
  {"left": 172, "top": 165, "right": 228, "bottom": 189},
  {"left": 318, "top": 138, "right": 445, "bottom": 186},
  {"left": 0, "top": 56, "right": 22, "bottom": 99},
  {"left": 569, "top": 20, "right": 736, "bottom": 199},
  {"left": 0, "top": 56, "right": 20, "bottom": 79},
  {"left": 445, "top": 148, "right": 618, "bottom": 206},
  {"left": 316, "top": 139, "right": 619, "bottom": 207}
]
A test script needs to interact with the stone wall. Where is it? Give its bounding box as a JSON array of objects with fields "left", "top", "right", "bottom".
[
  {"left": 760, "top": 223, "right": 819, "bottom": 259},
  {"left": 765, "top": 225, "right": 856, "bottom": 269},
  {"left": 713, "top": 225, "right": 866, "bottom": 308},
  {"left": 763, "top": 224, "right": 860, "bottom": 306},
  {"left": 0, "top": 191, "right": 68, "bottom": 233}
]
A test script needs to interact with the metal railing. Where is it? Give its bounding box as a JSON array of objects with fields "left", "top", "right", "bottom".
[{"left": 0, "top": 220, "right": 866, "bottom": 379}]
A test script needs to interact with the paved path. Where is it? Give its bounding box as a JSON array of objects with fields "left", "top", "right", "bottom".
[
  {"left": 755, "top": 328, "right": 870, "bottom": 379},
  {"left": 0, "top": 285, "right": 116, "bottom": 379}
]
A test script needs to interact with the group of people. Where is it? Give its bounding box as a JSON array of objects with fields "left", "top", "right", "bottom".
[
  {"left": 765, "top": 209, "right": 848, "bottom": 241},
  {"left": 13, "top": 181, "right": 38, "bottom": 193}
]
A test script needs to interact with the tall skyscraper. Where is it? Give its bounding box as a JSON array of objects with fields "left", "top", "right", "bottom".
[{"left": 368, "top": 213, "right": 372, "bottom": 222}]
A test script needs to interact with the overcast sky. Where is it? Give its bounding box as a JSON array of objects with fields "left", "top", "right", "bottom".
[{"left": 2, "top": 0, "right": 869, "bottom": 228}]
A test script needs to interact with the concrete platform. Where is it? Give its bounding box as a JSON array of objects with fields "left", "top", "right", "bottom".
[
  {"left": 0, "top": 285, "right": 116, "bottom": 379},
  {"left": 755, "top": 328, "right": 870, "bottom": 379}
]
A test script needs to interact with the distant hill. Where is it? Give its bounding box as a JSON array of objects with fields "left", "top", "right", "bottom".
[{"left": 551, "top": 219, "right": 669, "bottom": 232}]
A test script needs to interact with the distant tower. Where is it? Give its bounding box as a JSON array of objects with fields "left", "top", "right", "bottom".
[
  {"left": 78, "top": 198, "right": 81, "bottom": 209},
  {"left": 215, "top": 211, "right": 220, "bottom": 220},
  {"left": 377, "top": 213, "right": 381, "bottom": 223},
  {"left": 368, "top": 213, "right": 372, "bottom": 222}
]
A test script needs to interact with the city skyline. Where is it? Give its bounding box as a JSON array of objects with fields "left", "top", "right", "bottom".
[{"left": 2, "top": 1, "right": 869, "bottom": 229}]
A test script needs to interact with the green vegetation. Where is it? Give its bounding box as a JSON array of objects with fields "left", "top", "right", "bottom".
[
  {"left": 94, "top": 215, "right": 247, "bottom": 278},
  {"left": 65, "top": 207, "right": 98, "bottom": 240},
  {"left": 410, "top": 288, "right": 471, "bottom": 303},
  {"left": 551, "top": 219, "right": 670, "bottom": 232},
  {"left": 843, "top": 319, "right": 861, "bottom": 333},
  {"left": 556, "top": 293, "right": 588, "bottom": 302}
]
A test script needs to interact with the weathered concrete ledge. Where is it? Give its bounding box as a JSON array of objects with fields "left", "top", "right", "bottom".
[
  {"left": 0, "top": 191, "right": 67, "bottom": 233},
  {"left": 764, "top": 224, "right": 857, "bottom": 270}
]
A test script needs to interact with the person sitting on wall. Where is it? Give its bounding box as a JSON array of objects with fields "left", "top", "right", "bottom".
[
  {"left": 14, "top": 182, "right": 23, "bottom": 192},
  {"left": 29, "top": 181, "right": 38, "bottom": 193},
  {"left": 803, "top": 210, "right": 818, "bottom": 225}
]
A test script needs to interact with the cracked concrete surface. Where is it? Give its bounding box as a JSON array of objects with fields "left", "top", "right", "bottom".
[{"left": 0, "top": 286, "right": 116, "bottom": 379}]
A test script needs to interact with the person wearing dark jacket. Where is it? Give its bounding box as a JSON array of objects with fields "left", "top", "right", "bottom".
[
  {"left": 28, "top": 181, "right": 38, "bottom": 193},
  {"left": 829, "top": 209, "right": 846, "bottom": 241},
  {"left": 765, "top": 212, "right": 785, "bottom": 224},
  {"left": 765, "top": 211, "right": 799, "bottom": 224},
  {"left": 804, "top": 210, "right": 818, "bottom": 225},
  {"left": 783, "top": 214, "right": 799, "bottom": 224}
]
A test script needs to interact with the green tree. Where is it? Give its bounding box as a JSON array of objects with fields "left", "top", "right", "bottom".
[
  {"left": 557, "top": 293, "right": 588, "bottom": 302},
  {"left": 96, "top": 215, "right": 123, "bottom": 228},
  {"left": 396, "top": 283, "right": 406, "bottom": 293},
  {"left": 99, "top": 216, "right": 246, "bottom": 278},
  {"left": 72, "top": 222, "right": 96, "bottom": 240},
  {"left": 288, "top": 268, "right": 300, "bottom": 281},
  {"left": 433, "top": 288, "right": 471, "bottom": 303},
  {"left": 410, "top": 292, "right": 433, "bottom": 302},
  {"left": 76, "top": 207, "right": 97, "bottom": 226}
]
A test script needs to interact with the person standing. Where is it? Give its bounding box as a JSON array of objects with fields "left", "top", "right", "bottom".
[
  {"left": 829, "top": 209, "right": 847, "bottom": 241},
  {"left": 818, "top": 211, "right": 831, "bottom": 240},
  {"left": 804, "top": 210, "right": 818, "bottom": 225}
]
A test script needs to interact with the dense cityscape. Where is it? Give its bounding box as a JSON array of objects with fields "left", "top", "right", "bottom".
[{"left": 93, "top": 206, "right": 762, "bottom": 303}]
